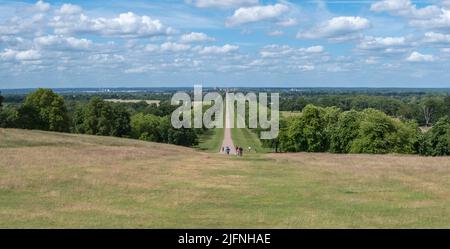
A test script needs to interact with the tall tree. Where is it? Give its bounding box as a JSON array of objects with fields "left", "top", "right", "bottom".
[
  {"left": 18, "top": 89, "right": 70, "bottom": 132},
  {"left": 420, "top": 97, "right": 444, "bottom": 127},
  {"left": 424, "top": 116, "right": 450, "bottom": 156},
  {"left": 74, "top": 97, "right": 131, "bottom": 137}
]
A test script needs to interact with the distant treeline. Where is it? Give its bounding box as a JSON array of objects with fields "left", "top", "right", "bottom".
[
  {"left": 0, "top": 89, "right": 200, "bottom": 147},
  {"left": 259, "top": 104, "right": 450, "bottom": 156},
  {"left": 2, "top": 89, "right": 450, "bottom": 156},
  {"left": 280, "top": 94, "right": 450, "bottom": 127}
]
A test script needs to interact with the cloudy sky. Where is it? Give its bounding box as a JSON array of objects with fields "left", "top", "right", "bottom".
[{"left": 1, "top": 0, "right": 450, "bottom": 88}]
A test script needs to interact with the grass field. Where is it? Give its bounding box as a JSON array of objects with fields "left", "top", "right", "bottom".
[
  {"left": 0, "top": 128, "right": 449, "bottom": 228},
  {"left": 195, "top": 128, "right": 224, "bottom": 152},
  {"left": 231, "top": 127, "right": 271, "bottom": 154}
]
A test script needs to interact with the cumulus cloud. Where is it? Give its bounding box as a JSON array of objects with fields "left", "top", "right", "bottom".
[
  {"left": 267, "top": 30, "right": 284, "bottom": 36},
  {"left": 357, "top": 36, "right": 407, "bottom": 50},
  {"left": 51, "top": 11, "right": 174, "bottom": 38},
  {"left": 88, "top": 54, "right": 125, "bottom": 63},
  {"left": 371, "top": 0, "right": 440, "bottom": 19},
  {"left": 57, "top": 3, "right": 83, "bottom": 15},
  {"left": 371, "top": 0, "right": 450, "bottom": 31},
  {"left": 161, "top": 42, "right": 191, "bottom": 52},
  {"left": 297, "top": 16, "right": 370, "bottom": 40},
  {"left": 260, "top": 45, "right": 324, "bottom": 58},
  {"left": 298, "top": 64, "right": 315, "bottom": 71},
  {"left": 185, "top": 0, "right": 258, "bottom": 9},
  {"left": 0, "top": 49, "right": 41, "bottom": 61},
  {"left": 406, "top": 51, "right": 435, "bottom": 62},
  {"left": 0, "top": 1, "right": 51, "bottom": 37},
  {"left": 33, "top": 0, "right": 51, "bottom": 12},
  {"left": 276, "top": 18, "right": 298, "bottom": 27},
  {"left": 180, "top": 32, "right": 215, "bottom": 43},
  {"left": 199, "top": 44, "right": 239, "bottom": 54},
  {"left": 145, "top": 42, "right": 191, "bottom": 53},
  {"left": 225, "top": 4, "right": 289, "bottom": 27},
  {"left": 423, "top": 32, "right": 450, "bottom": 44},
  {"left": 34, "top": 35, "right": 92, "bottom": 50},
  {"left": 409, "top": 9, "right": 450, "bottom": 30}
]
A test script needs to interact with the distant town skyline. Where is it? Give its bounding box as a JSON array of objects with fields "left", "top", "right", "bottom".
[{"left": 1, "top": 0, "right": 450, "bottom": 88}]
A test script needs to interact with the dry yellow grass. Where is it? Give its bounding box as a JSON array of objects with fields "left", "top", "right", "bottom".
[{"left": 0, "top": 128, "right": 449, "bottom": 228}]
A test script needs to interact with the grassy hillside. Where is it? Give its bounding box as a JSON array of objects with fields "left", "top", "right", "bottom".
[
  {"left": 195, "top": 128, "right": 224, "bottom": 152},
  {"left": 0, "top": 128, "right": 449, "bottom": 228}
]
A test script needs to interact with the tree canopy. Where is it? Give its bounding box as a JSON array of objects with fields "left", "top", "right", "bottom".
[{"left": 17, "top": 88, "right": 70, "bottom": 132}]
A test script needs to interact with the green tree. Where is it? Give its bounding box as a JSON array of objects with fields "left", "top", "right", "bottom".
[
  {"left": 130, "top": 113, "right": 164, "bottom": 142},
  {"left": 17, "top": 89, "right": 70, "bottom": 132},
  {"left": 330, "top": 110, "right": 362, "bottom": 153},
  {"left": 350, "top": 109, "right": 420, "bottom": 154},
  {"left": 423, "top": 116, "right": 450, "bottom": 156},
  {"left": 112, "top": 104, "right": 131, "bottom": 137},
  {"left": 279, "top": 105, "right": 335, "bottom": 152},
  {"left": 167, "top": 127, "right": 198, "bottom": 147},
  {"left": 74, "top": 97, "right": 131, "bottom": 137},
  {"left": 0, "top": 106, "right": 18, "bottom": 128},
  {"left": 420, "top": 97, "right": 444, "bottom": 127}
]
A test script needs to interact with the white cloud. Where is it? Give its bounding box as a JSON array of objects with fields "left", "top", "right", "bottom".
[
  {"left": 51, "top": 11, "right": 174, "bottom": 38},
  {"left": 34, "top": 35, "right": 92, "bottom": 50},
  {"left": 0, "top": 49, "right": 41, "bottom": 61},
  {"left": 297, "top": 16, "right": 370, "bottom": 40},
  {"left": 0, "top": 36, "right": 25, "bottom": 46},
  {"left": 371, "top": 0, "right": 450, "bottom": 31},
  {"left": 145, "top": 42, "right": 191, "bottom": 53},
  {"left": 260, "top": 45, "right": 324, "bottom": 58},
  {"left": 357, "top": 36, "right": 406, "bottom": 50},
  {"left": 160, "top": 42, "right": 191, "bottom": 52},
  {"left": 199, "top": 44, "right": 239, "bottom": 54},
  {"left": 298, "top": 64, "right": 315, "bottom": 71},
  {"left": 371, "top": 0, "right": 440, "bottom": 19},
  {"left": 406, "top": 51, "right": 435, "bottom": 62},
  {"left": 276, "top": 18, "right": 298, "bottom": 27},
  {"left": 144, "top": 44, "right": 159, "bottom": 52},
  {"left": 303, "top": 46, "right": 324, "bottom": 53},
  {"left": 88, "top": 54, "right": 125, "bottom": 63},
  {"left": 180, "top": 32, "right": 215, "bottom": 43},
  {"left": 33, "top": 0, "right": 51, "bottom": 12},
  {"left": 226, "top": 4, "right": 289, "bottom": 27},
  {"left": 186, "top": 0, "right": 258, "bottom": 9},
  {"left": 365, "top": 57, "right": 379, "bottom": 64},
  {"left": 0, "top": 1, "right": 51, "bottom": 36},
  {"left": 423, "top": 32, "right": 450, "bottom": 44},
  {"left": 267, "top": 30, "right": 283, "bottom": 36},
  {"left": 57, "top": 3, "right": 82, "bottom": 15},
  {"left": 409, "top": 9, "right": 450, "bottom": 30}
]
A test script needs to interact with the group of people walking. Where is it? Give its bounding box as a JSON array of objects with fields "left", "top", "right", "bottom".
[{"left": 222, "top": 146, "right": 245, "bottom": 157}]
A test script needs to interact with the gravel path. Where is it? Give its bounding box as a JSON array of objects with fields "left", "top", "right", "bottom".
[{"left": 220, "top": 102, "right": 235, "bottom": 155}]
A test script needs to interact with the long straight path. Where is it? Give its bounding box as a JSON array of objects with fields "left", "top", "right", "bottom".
[{"left": 220, "top": 101, "right": 235, "bottom": 154}]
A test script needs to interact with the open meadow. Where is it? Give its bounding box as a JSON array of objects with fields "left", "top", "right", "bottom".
[{"left": 0, "top": 128, "right": 449, "bottom": 228}]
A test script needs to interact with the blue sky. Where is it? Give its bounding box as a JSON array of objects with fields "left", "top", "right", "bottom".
[{"left": 1, "top": 0, "right": 450, "bottom": 88}]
